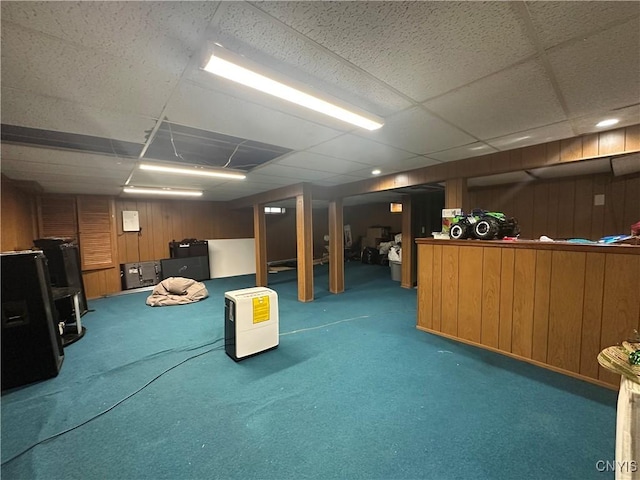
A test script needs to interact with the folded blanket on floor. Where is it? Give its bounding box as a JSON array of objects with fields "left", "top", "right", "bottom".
[{"left": 146, "top": 277, "right": 208, "bottom": 307}]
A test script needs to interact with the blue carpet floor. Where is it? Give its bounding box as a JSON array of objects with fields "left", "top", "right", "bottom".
[{"left": 1, "top": 262, "right": 617, "bottom": 479}]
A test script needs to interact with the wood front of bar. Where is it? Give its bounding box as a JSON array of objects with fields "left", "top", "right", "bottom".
[{"left": 416, "top": 239, "right": 640, "bottom": 389}]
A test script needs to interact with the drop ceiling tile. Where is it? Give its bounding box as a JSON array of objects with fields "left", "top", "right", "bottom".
[
  {"left": 1, "top": 24, "right": 181, "bottom": 118},
  {"left": 273, "top": 151, "right": 369, "bottom": 174},
  {"left": 486, "top": 122, "right": 575, "bottom": 151},
  {"left": 347, "top": 156, "right": 440, "bottom": 178},
  {"left": 256, "top": 1, "right": 535, "bottom": 101},
  {"left": 358, "top": 107, "right": 476, "bottom": 154},
  {"left": 39, "top": 182, "right": 123, "bottom": 196},
  {"left": 167, "top": 80, "right": 344, "bottom": 151},
  {"left": 243, "top": 173, "right": 299, "bottom": 186},
  {"left": 6, "top": 170, "right": 124, "bottom": 187},
  {"left": 1, "top": 88, "right": 155, "bottom": 144},
  {"left": 572, "top": 105, "right": 640, "bottom": 136},
  {"left": 1, "top": 143, "right": 136, "bottom": 169},
  {"left": 1, "top": 159, "right": 131, "bottom": 180},
  {"left": 547, "top": 19, "right": 640, "bottom": 117},
  {"left": 429, "top": 143, "right": 499, "bottom": 162},
  {"left": 424, "top": 59, "right": 567, "bottom": 139},
  {"left": 313, "top": 174, "right": 371, "bottom": 187},
  {"left": 307, "top": 134, "right": 415, "bottom": 165},
  {"left": 526, "top": 1, "right": 640, "bottom": 49},
  {"left": 253, "top": 164, "right": 334, "bottom": 182},
  {"left": 210, "top": 2, "right": 410, "bottom": 115},
  {"left": 1, "top": 1, "right": 214, "bottom": 68}
]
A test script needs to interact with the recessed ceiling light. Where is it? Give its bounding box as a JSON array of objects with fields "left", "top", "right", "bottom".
[
  {"left": 372, "top": 169, "right": 381, "bottom": 175},
  {"left": 596, "top": 118, "right": 619, "bottom": 128}
]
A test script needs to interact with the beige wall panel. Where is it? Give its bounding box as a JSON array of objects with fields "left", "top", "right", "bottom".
[
  {"left": 457, "top": 246, "right": 483, "bottom": 343},
  {"left": 511, "top": 249, "right": 536, "bottom": 358},
  {"left": 432, "top": 244, "right": 443, "bottom": 332},
  {"left": 417, "top": 244, "right": 434, "bottom": 330},
  {"left": 599, "top": 254, "right": 640, "bottom": 383},
  {"left": 580, "top": 253, "right": 605, "bottom": 379},
  {"left": 1, "top": 179, "right": 36, "bottom": 251},
  {"left": 498, "top": 248, "right": 515, "bottom": 352},
  {"left": 598, "top": 128, "right": 626, "bottom": 155},
  {"left": 481, "top": 247, "right": 502, "bottom": 348},
  {"left": 440, "top": 245, "right": 459, "bottom": 336},
  {"left": 547, "top": 251, "right": 586, "bottom": 373},
  {"left": 531, "top": 250, "right": 552, "bottom": 363}
]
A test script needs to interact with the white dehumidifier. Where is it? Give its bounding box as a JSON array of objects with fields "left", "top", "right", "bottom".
[{"left": 224, "top": 287, "right": 279, "bottom": 361}]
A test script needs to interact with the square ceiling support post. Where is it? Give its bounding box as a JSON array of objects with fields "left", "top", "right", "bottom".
[
  {"left": 400, "top": 195, "right": 415, "bottom": 289},
  {"left": 445, "top": 177, "right": 469, "bottom": 212},
  {"left": 296, "top": 184, "right": 314, "bottom": 302},
  {"left": 328, "top": 198, "right": 345, "bottom": 294},
  {"left": 253, "top": 203, "right": 268, "bottom": 287}
]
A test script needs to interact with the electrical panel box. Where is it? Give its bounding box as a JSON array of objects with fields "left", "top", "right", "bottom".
[{"left": 224, "top": 287, "right": 279, "bottom": 361}]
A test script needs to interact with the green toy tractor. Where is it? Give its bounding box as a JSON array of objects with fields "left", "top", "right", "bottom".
[{"left": 449, "top": 209, "right": 519, "bottom": 240}]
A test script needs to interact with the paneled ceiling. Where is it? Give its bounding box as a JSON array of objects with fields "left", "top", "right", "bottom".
[{"left": 1, "top": 1, "right": 639, "bottom": 205}]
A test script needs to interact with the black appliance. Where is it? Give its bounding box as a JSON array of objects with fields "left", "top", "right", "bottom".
[
  {"left": 1, "top": 251, "right": 64, "bottom": 391},
  {"left": 160, "top": 256, "right": 210, "bottom": 281},
  {"left": 33, "top": 238, "right": 88, "bottom": 316},
  {"left": 169, "top": 239, "right": 209, "bottom": 258},
  {"left": 120, "top": 261, "right": 162, "bottom": 290}
]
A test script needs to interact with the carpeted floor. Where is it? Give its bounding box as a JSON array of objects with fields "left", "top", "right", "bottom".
[{"left": 1, "top": 262, "right": 617, "bottom": 479}]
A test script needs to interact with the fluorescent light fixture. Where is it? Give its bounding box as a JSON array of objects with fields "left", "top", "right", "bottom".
[
  {"left": 123, "top": 186, "right": 203, "bottom": 197},
  {"left": 202, "top": 45, "right": 384, "bottom": 131},
  {"left": 596, "top": 118, "right": 619, "bottom": 128},
  {"left": 371, "top": 169, "right": 381, "bottom": 175},
  {"left": 140, "top": 163, "right": 246, "bottom": 180}
]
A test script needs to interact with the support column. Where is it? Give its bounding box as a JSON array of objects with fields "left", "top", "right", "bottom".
[
  {"left": 400, "top": 195, "right": 415, "bottom": 289},
  {"left": 328, "top": 198, "right": 344, "bottom": 294},
  {"left": 296, "top": 185, "right": 314, "bottom": 302},
  {"left": 253, "top": 203, "right": 267, "bottom": 287},
  {"left": 445, "top": 177, "right": 469, "bottom": 211}
]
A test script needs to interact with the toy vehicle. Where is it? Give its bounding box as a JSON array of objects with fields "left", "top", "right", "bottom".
[{"left": 449, "top": 209, "right": 519, "bottom": 240}]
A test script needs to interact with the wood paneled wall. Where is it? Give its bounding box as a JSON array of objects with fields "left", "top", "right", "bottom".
[
  {"left": 264, "top": 203, "right": 399, "bottom": 262},
  {"left": 333, "top": 125, "right": 640, "bottom": 197},
  {"left": 344, "top": 202, "right": 403, "bottom": 243},
  {"left": 114, "top": 199, "right": 253, "bottom": 264},
  {"left": 0, "top": 177, "right": 37, "bottom": 251},
  {"left": 468, "top": 172, "right": 640, "bottom": 241},
  {"left": 416, "top": 239, "right": 640, "bottom": 388}
]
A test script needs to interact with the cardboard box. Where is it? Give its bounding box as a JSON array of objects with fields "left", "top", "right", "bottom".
[
  {"left": 367, "top": 227, "right": 390, "bottom": 239},
  {"left": 441, "top": 209, "right": 462, "bottom": 234},
  {"left": 362, "top": 236, "right": 383, "bottom": 248}
]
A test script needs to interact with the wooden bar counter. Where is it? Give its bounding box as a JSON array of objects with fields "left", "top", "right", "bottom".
[{"left": 416, "top": 238, "right": 640, "bottom": 389}]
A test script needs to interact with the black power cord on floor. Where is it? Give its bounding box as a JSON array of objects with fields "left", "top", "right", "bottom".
[{"left": 1, "top": 339, "right": 225, "bottom": 467}]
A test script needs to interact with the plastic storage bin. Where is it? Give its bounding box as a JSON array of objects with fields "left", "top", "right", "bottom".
[{"left": 390, "top": 261, "right": 401, "bottom": 281}]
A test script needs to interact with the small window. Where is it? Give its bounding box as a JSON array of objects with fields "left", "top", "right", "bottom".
[
  {"left": 264, "top": 206, "right": 286, "bottom": 214},
  {"left": 390, "top": 202, "right": 402, "bottom": 213}
]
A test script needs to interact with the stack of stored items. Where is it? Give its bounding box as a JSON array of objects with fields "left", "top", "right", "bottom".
[{"left": 361, "top": 226, "right": 391, "bottom": 249}]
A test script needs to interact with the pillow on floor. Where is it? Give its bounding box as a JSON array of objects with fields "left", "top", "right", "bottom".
[{"left": 146, "top": 277, "right": 208, "bottom": 307}]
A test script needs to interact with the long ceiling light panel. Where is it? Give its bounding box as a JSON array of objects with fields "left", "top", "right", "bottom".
[
  {"left": 123, "top": 187, "right": 203, "bottom": 197},
  {"left": 202, "top": 45, "right": 384, "bottom": 131},
  {"left": 139, "top": 163, "right": 246, "bottom": 180}
]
